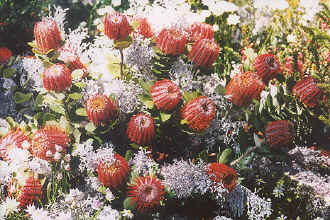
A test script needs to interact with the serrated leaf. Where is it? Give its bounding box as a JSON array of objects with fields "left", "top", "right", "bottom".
[
  {"left": 35, "top": 94, "right": 44, "bottom": 106},
  {"left": 139, "top": 80, "right": 154, "bottom": 93},
  {"left": 27, "top": 41, "right": 37, "bottom": 48},
  {"left": 59, "top": 116, "right": 70, "bottom": 133},
  {"left": 138, "top": 94, "right": 154, "bottom": 109},
  {"left": 50, "top": 104, "right": 66, "bottom": 115},
  {"left": 216, "top": 84, "right": 226, "bottom": 95},
  {"left": 54, "top": 93, "right": 65, "bottom": 101},
  {"left": 73, "top": 128, "right": 81, "bottom": 144},
  {"left": 74, "top": 82, "right": 87, "bottom": 89},
  {"left": 129, "top": 143, "right": 140, "bottom": 150},
  {"left": 125, "top": 150, "right": 134, "bottom": 161},
  {"left": 14, "top": 92, "right": 32, "bottom": 104},
  {"left": 69, "top": 93, "right": 83, "bottom": 100},
  {"left": 218, "top": 148, "right": 233, "bottom": 164},
  {"left": 183, "top": 91, "right": 199, "bottom": 103},
  {"left": 3, "top": 68, "right": 15, "bottom": 78},
  {"left": 85, "top": 122, "right": 96, "bottom": 133},
  {"left": 160, "top": 112, "right": 171, "bottom": 122},
  {"left": 114, "top": 37, "right": 132, "bottom": 49},
  {"left": 42, "top": 113, "right": 56, "bottom": 122}
]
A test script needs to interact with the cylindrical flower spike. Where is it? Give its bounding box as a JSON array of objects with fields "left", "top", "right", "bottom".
[
  {"left": 133, "top": 17, "right": 154, "bottom": 38},
  {"left": 97, "top": 154, "right": 130, "bottom": 189},
  {"left": 18, "top": 176, "right": 42, "bottom": 207},
  {"left": 128, "top": 176, "right": 165, "bottom": 213},
  {"left": 0, "top": 129, "right": 30, "bottom": 161},
  {"left": 150, "top": 79, "right": 181, "bottom": 111},
  {"left": 188, "top": 22, "right": 214, "bottom": 42},
  {"left": 225, "top": 71, "right": 265, "bottom": 107},
  {"left": 181, "top": 96, "right": 216, "bottom": 132},
  {"left": 127, "top": 113, "right": 155, "bottom": 145},
  {"left": 253, "top": 54, "right": 281, "bottom": 83},
  {"left": 207, "top": 163, "right": 238, "bottom": 192},
  {"left": 265, "top": 120, "right": 295, "bottom": 149},
  {"left": 0, "top": 47, "right": 12, "bottom": 64},
  {"left": 85, "top": 94, "right": 119, "bottom": 126},
  {"left": 34, "top": 18, "right": 62, "bottom": 54},
  {"left": 31, "top": 125, "right": 70, "bottom": 162},
  {"left": 42, "top": 64, "right": 72, "bottom": 92},
  {"left": 104, "top": 12, "right": 131, "bottom": 41},
  {"left": 156, "top": 28, "right": 187, "bottom": 56},
  {"left": 292, "top": 76, "right": 323, "bottom": 108},
  {"left": 189, "top": 38, "right": 219, "bottom": 67}
]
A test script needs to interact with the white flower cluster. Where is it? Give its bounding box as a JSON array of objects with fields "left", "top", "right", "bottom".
[
  {"left": 161, "top": 159, "right": 216, "bottom": 198},
  {"left": 203, "top": 0, "right": 238, "bottom": 16},
  {"left": 97, "top": 205, "right": 120, "bottom": 220},
  {"left": 253, "top": 0, "right": 289, "bottom": 11},
  {"left": 21, "top": 56, "right": 45, "bottom": 90},
  {"left": 72, "top": 139, "right": 97, "bottom": 171},
  {"left": 48, "top": 5, "right": 69, "bottom": 37},
  {"left": 130, "top": 147, "right": 158, "bottom": 176},
  {"left": 246, "top": 188, "right": 272, "bottom": 220},
  {"left": 169, "top": 58, "right": 195, "bottom": 92}
]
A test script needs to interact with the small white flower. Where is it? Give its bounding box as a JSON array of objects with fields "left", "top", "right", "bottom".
[
  {"left": 54, "top": 152, "right": 62, "bottom": 161},
  {"left": 57, "top": 172, "right": 63, "bottom": 180},
  {"left": 97, "top": 6, "right": 114, "bottom": 16},
  {"left": 105, "top": 189, "right": 115, "bottom": 202},
  {"left": 46, "top": 150, "right": 53, "bottom": 158},
  {"left": 122, "top": 209, "right": 134, "bottom": 219},
  {"left": 64, "top": 164, "right": 70, "bottom": 171},
  {"left": 1, "top": 197, "right": 20, "bottom": 215},
  {"left": 21, "top": 140, "right": 30, "bottom": 150},
  {"left": 287, "top": 33, "right": 297, "bottom": 43},
  {"left": 227, "top": 14, "right": 240, "bottom": 25},
  {"left": 63, "top": 154, "right": 71, "bottom": 162},
  {"left": 213, "top": 24, "right": 219, "bottom": 32},
  {"left": 55, "top": 145, "right": 63, "bottom": 153}
]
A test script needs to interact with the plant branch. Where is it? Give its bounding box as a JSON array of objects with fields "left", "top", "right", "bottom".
[{"left": 230, "top": 146, "right": 257, "bottom": 167}]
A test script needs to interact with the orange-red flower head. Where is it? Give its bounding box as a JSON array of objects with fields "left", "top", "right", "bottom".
[
  {"left": 97, "top": 153, "right": 130, "bottom": 188},
  {"left": 188, "top": 22, "right": 214, "bottom": 42},
  {"left": 128, "top": 176, "right": 165, "bottom": 213},
  {"left": 31, "top": 125, "right": 70, "bottom": 162},
  {"left": 104, "top": 12, "right": 132, "bottom": 41},
  {"left": 18, "top": 176, "right": 42, "bottom": 207},
  {"left": 181, "top": 96, "right": 216, "bottom": 132},
  {"left": 225, "top": 71, "right": 265, "bottom": 107},
  {"left": 133, "top": 17, "right": 154, "bottom": 38},
  {"left": 156, "top": 28, "right": 187, "bottom": 56},
  {"left": 43, "top": 64, "right": 72, "bottom": 92},
  {"left": 85, "top": 94, "right": 119, "bottom": 126},
  {"left": 126, "top": 113, "right": 155, "bottom": 145},
  {"left": 189, "top": 38, "right": 219, "bottom": 67},
  {"left": 208, "top": 163, "right": 238, "bottom": 192},
  {"left": 253, "top": 54, "right": 281, "bottom": 83},
  {"left": 34, "top": 18, "right": 62, "bottom": 54},
  {"left": 150, "top": 79, "right": 181, "bottom": 111},
  {"left": 265, "top": 120, "right": 295, "bottom": 149},
  {"left": 0, "top": 47, "right": 12, "bottom": 64},
  {"left": 292, "top": 76, "right": 323, "bottom": 108},
  {"left": 0, "top": 129, "right": 30, "bottom": 161}
]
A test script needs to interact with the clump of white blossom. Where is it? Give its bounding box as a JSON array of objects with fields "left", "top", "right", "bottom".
[{"left": 130, "top": 147, "right": 159, "bottom": 176}]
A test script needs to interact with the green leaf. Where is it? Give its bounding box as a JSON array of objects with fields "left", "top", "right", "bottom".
[
  {"left": 138, "top": 94, "right": 154, "bottom": 109},
  {"left": 183, "top": 91, "right": 199, "bottom": 103},
  {"left": 69, "top": 93, "right": 83, "bottom": 100},
  {"left": 139, "top": 80, "right": 154, "bottom": 93},
  {"left": 85, "top": 122, "right": 96, "bottom": 133},
  {"left": 73, "top": 128, "right": 81, "bottom": 144},
  {"left": 125, "top": 150, "right": 134, "bottom": 161},
  {"left": 42, "top": 113, "right": 56, "bottom": 122},
  {"left": 180, "top": 119, "right": 189, "bottom": 125},
  {"left": 74, "top": 82, "right": 87, "bottom": 89},
  {"left": 27, "top": 41, "right": 37, "bottom": 48},
  {"left": 3, "top": 68, "right": 16, "bottom": 78},
  {"left": 50, "top": 104, "right": 66, "bottom": 115},
  {"left": 123, "top": 197, "right": 136, "bottom": 211},
  {"left": 75, "top": 108, "right": 87, "bottom": 116},
  {"left": 216, "top": 84, "right": 226, "bottom": 95},
  {"left": 254, "top": 133, "right": 265, "bottom": 148},
  {"left": 218, "top": 148, "right": 233, "bottom": 164},
  {"left": 6, "top": 117, "right": 16, "bottom": 129},
  {"left": 13, "top": 92, "right": 32, "bottom": 104},
  {"left": 160, "top": 112, "right": 171, "bottom": 122},
  {"left": 129, "top": 143, "right": 140, "bottom": 150},
  {"left": 35, "top": 94, "right": 44, "bottom": 107}
]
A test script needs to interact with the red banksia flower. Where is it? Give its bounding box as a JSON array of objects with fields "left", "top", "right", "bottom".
[
  {"left": 292, "top": 76, "right": 323, "bottom": 108},
  {"left": 128, "top": 176, "right": 165, "bottom": 213},
  {"left": 104, "top": 12, "right": 131, "bottom": 41},
  {"left": 181, "top": 96, "right": 216, "bottom": 132},
  {"left": 0, "top": 47, "right": 12, "bottom": 64},
  {"left": 18, "top": 176, "right": 42, "bottom": 207},
  {"left": 285, "top": 56, "right": 303, "bottom": 75},
  {"left": 208, "top": 163, "right": 238, "bottom": 192},
  {"left": 127, "top": 113, "right": 155, "bottom": 145},
  {"left": 97, "top": 153, "right": 130, "bottom": 188},
  {"left": 189, "top": 39, "right": 219, "bottom": 67},
  {"left": 34, "top": 18, "right": 62, "bottom": 54},
  {"left": 188, "top": 22, "right": 214, "bottom": 42},
  {"left": 31, "top": 125, "right": 70, "bottom": 161},
  {"left": 156, "top": 28, "right": 187, "bottom": 56},
  {"left": 253, "top": 54, "right": 281, "bottom": 83},
  {"left": 58, "top": 46, "right": 87, "bottom": 75},
  {"left": 150, "top": 79, "right": 181, "bottom": 111},
  {"left": 0, "top": 129, "right": 30, "bottom": 161},
  {"left": 265, "top": 120, "right": 294, "bottom": 149},
  {"left": 85, "top": 94, "right": 119, "bottom": 126},
  {"left": 134, "top": 17, "right": 154, "bottom": 38},
  {"left": 225, "top": 71, "right": 265, "bottom": 107},
  {"left": 43, "top": 64, "right": 72, "bottom": 92}
]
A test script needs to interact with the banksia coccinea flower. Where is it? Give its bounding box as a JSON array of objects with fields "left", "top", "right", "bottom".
[
  {"left": 127, "top": 113, "right": 155, "bottom": 145},
  {"left": 225, "top": 71, "right": 265, "bottom": 107},
  {"left": 104, "top": 12, "right": 131, "bottom": 41},
  {"left": 0, "top": 47, "right": 12, "bottom": 64},
  {"left": 265, "top": 120, "right": 294, "bottom": 149},
  {"left": 128, "top": 176, "right": 165, "bottom": 213},
  {"left": 208, "top": 163, "right": 238, "bottom": 192},
  {"left": 253, "top": 54, "right": 281, "bottom": 83},
  {"left": 85, "top": 94, "right": 119, "bottom": 126},
  {"left": 150, "top": 79, "right": 181, "bottom": 111},
  {"left": 97, "top": 154, "right": 130, "bottom": 188},
  {"left": 181, "top": 96, "right": 216, "bottom": 132},
  {"left": 188, "top": 22, "right": 214, "bottom": 42},
  {"left": 189, "top": 39, "right": 219, "bottom": 67},
  {"left": 156, "top": 28, "right": 187, "bottom": 56},
  {"left": 292, "top": 76, "right": 323, "bottom": 108},
  {"left": 43, "top": 64, "right": 72, "bottom": 92},
  {"left": 133, "top": 17, "right": 154, "bottom": 38},
  {"left": 31, "top": 125, "right": 70, "bottom": 161},
  {"left": 0, "top": 129, "right": 30, "bottom": 161},
  {"left": 34, "top": 18, "right": 62, "bottom": 54},
  {"left": 18, "top": 176, "right": 42, "bottom": 207}
]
